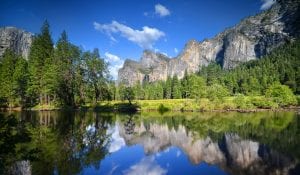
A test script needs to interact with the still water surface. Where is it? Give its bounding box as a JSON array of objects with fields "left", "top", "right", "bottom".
[{"left": 0, "top": 111, "right": 299, "bottom": 175}]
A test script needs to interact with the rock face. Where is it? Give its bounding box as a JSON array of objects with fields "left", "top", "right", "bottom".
[
  {"left": 118, "top": 0, "right": 300, "bottom": 85},
  {"left": 0, "top": 27, "right": 33, "bottom": 59}
]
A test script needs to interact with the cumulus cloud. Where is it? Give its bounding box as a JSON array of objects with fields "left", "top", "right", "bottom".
[
  {"left": 107, "top": 124, "right": 125, "bottom": 153},
  {"left": 123, "top": 156, "right": 167, "bottom": 175},
  {"left": 104, "top": 52, "right": 124, "bottom": 80},
  {"left": 105, "top": 52, "right": 121, "bottom": 62},
  {"left": 260, "top": 0, "right": 275, "bottom": 10},
  {"left": 155, "top": 4, "right": 170, "bottom": 17},
  {"left": 94, "top": 21, "right": 165, "bottom": 49}
]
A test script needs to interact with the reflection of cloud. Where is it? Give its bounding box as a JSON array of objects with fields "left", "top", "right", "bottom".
[
  {"left": 108, "top": 125, "right": 125, "bottom": 153},
  {"left": 83, "top": 125, "right": 96, "bottom": 146},
  {"left": 176, "top": 150, "right": 181, "bottom": 157},
  {"left": 108, "top": 163, "right": 119, "bottom": 175},
  {"left": 124, "top": 156, "right": 167, "bottom": 175}
]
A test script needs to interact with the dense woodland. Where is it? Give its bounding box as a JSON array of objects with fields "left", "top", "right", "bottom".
[{"left": 0, "top": 21, "right": 299, "bottom": 109}]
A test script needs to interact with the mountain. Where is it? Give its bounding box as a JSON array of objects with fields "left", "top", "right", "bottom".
[
  {"left": 118, "top": 0, "right": 300, "bottom": 86},
  {"left": 0, "top": 27, "right": 33, "bottom": 59}
]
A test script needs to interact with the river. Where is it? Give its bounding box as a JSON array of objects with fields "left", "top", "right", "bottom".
[{"left": 0, "top": 111, "right": 299, "bottom": 175}]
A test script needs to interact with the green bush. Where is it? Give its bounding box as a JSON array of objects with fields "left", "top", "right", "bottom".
[
  {"left": 234, "top": 94, "right": 254, "bottom": 109},
  {"left": 251, "top": 96, "right": 278, "bottom": 109},
  {"left": 158, "top": 104, "right": 170, "bottom": 114},
  {"left": 265, "top": 83, "right": 297, "bottom": 106}
]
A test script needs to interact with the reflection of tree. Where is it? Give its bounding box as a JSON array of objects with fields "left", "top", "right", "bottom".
[
  {"left": 0, "top": 114, "right": 37, "bottom": 174},
  {"left": 124, "top": 115, "right": 136, "bottom": 135},
  {"left": 1, "top": 111, "right": 114, "bottom": 175}
]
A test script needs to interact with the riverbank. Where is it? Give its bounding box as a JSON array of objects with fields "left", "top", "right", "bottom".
[
  {"left": 96, "top": 98, "right": 300, "bottom": 113},
  {"left": 3, "top": 96, "right": 299, "bottom": 113}
]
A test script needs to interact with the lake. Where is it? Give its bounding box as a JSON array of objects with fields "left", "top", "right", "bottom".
[{"left": 0, "top": 111, "right": 299, "bottom": 175}]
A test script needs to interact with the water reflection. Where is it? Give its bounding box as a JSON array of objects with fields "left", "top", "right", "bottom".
[{"left": 0, "top": 111, "right": 299, "bottom": 175}]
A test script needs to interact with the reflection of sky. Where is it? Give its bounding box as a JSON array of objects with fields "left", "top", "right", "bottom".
[
  {"left": 78, "top": 123, "right": 229, "bottom": 175},
  {"left": 107, "top": 124, "right": 125, "bottom": 153},
  {"left": 83, "top": 143, "right": 227, "bottom": 175},
  {"left": 123, "top": 156, "right": 167, "bottom": 175}
]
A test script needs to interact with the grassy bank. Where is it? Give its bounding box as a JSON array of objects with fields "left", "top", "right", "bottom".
[
  {"left": 96, "top": 95, "right": 300, "bottom": 112},
  {"left": 2, "top": 95, "right": 299, "bottom": 112}
]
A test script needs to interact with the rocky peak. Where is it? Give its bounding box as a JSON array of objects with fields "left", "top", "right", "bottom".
[
  {"left": 118, "top": 0, "right": 300, "bottom": 85},
  {"left": 141, "top": 50, "right": 170, "bottom": 68},
  {"left": 0, "top": 27, "right": 33, "bottom": 59}
]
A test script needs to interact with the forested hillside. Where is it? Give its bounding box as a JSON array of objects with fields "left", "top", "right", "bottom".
[{"left": 127, "top": 40, "right": 300, "bottom": 106}]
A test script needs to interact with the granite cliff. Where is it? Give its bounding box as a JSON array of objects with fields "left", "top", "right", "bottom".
[
  {"left": 0, "top": 27, "right": 33, "bottom": 59},
  {"left": 118, "top": 0, "right": 300, "bottom": 85}
]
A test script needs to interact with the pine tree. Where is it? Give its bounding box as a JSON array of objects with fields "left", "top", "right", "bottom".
[
  {"left": 13, "top": 57, "right": 28, "bottom": 107},
  {"left": 0, "top": 50, "right": 18, "bottom": 107},
  {"left": 164, "top": 76, "right": 172, "bottom": 99},
  {"left": 172, "top": 75, "right": 182, "bottom": 99},
  {"left": 28, "top": 20, "right": 54, "bottom": 105},
  {"left": 55, "top": 31, "right": 79, "bottom": 106}
]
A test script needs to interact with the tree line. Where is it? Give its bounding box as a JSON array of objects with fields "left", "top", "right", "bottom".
[{"left": 0, "top": 21, "right": 114, "bottom": 108}]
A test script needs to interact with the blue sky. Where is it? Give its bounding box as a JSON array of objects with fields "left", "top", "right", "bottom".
[{"left": 0, "top": 0, "right": 275, "bottom": 79}]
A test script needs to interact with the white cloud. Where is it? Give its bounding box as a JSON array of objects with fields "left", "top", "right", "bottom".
[
  {"left": 104, "top": 52, "right": 124, "bottom": 80},
  {"left": 105, "top": 52, "right": 121, "bottom": 62},
  {"left": 123, "top": 156, "right": 167, "bottom": 175},
  {"left": 94, "top": 21, "right": 165, "bottom": 49},
  {"left": 260, "top": 0, "right": 275, "bottom": 10},
  {"left": 107, "top": 125, "right": 125, "bottom": 153},
  {"left": 176, "top": 150, "right": 181, "bottom": 157},
  {"left": 174, "top": 48, "right": 178, "bottom": 54},
  {"left": 155, "top": 4, "right": 170, "bottom": 17}
]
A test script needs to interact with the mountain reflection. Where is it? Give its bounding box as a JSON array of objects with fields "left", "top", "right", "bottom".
[{"left": 0, "top": 111, "right": 299, "bottom": 175}]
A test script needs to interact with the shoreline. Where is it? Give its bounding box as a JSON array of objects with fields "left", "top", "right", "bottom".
[{"left": 1, "top": 105, "right": 299, "bottom": 113}]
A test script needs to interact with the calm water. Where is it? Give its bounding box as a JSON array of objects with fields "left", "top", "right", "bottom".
[{"left": 0, "top": 111, "right": 299, "bottom": 175}]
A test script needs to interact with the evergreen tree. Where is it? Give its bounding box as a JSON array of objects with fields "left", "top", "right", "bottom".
[
  {"left": 55, "top": 31, "right": 80, "bottom": 106},
  {"left": 12, "top": 57, "right": 28, "bottom": 107},
  {"left": 28, "top": 20, "right": 54, "bottom": 105},
  {"left": 0, "top": 50, "right": 18, "bottom": 107},
  {"left": 181, "top": 70, "right": 190, "bottom": 98},
  {"left": 164, "top": 76, "right": 172, "bottom": 99},
  {"left": 172, "top": 75, "right": 182, "bottom": 99}
]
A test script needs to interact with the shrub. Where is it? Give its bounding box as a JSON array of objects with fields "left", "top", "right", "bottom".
[
  {"left": 251, "top": 96, "right": 278, "bottom": 109},
  {"left": 158, "top": 103, "right": 169, "bottom": 114},
  {"left": 265, "top": 83, "right": 297, "bottom": 106}
]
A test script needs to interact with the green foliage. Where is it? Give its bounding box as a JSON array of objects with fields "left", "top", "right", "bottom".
[
  {"left": 172, "top": 75, "right": 182, "bottom": 99},
  {"left": 207, "top": 83, "right": 230, "bottom": 101},
  {"left": 164, "top": 76, "right": 172, "bottom": 99},
  {"left": 265, "top": 83, "right": 297, "bottom": 106},
  {"left": 158, "top": 103, "right": 170, "bottom": 114},
  {"left": 234, "top": 94, "right": 254, "bottom": 109},
  {"left": 120, "top": 86, "right": 135, "bottom": 104},
  {"left": 189, "top": 74, "right": 206, "bottom": 100},
  {"left": 28, "top": 20, "right": 54, "bottom": 104},
  {"left": 0, "top": 21, "right": 110, "bottom": 108}
]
